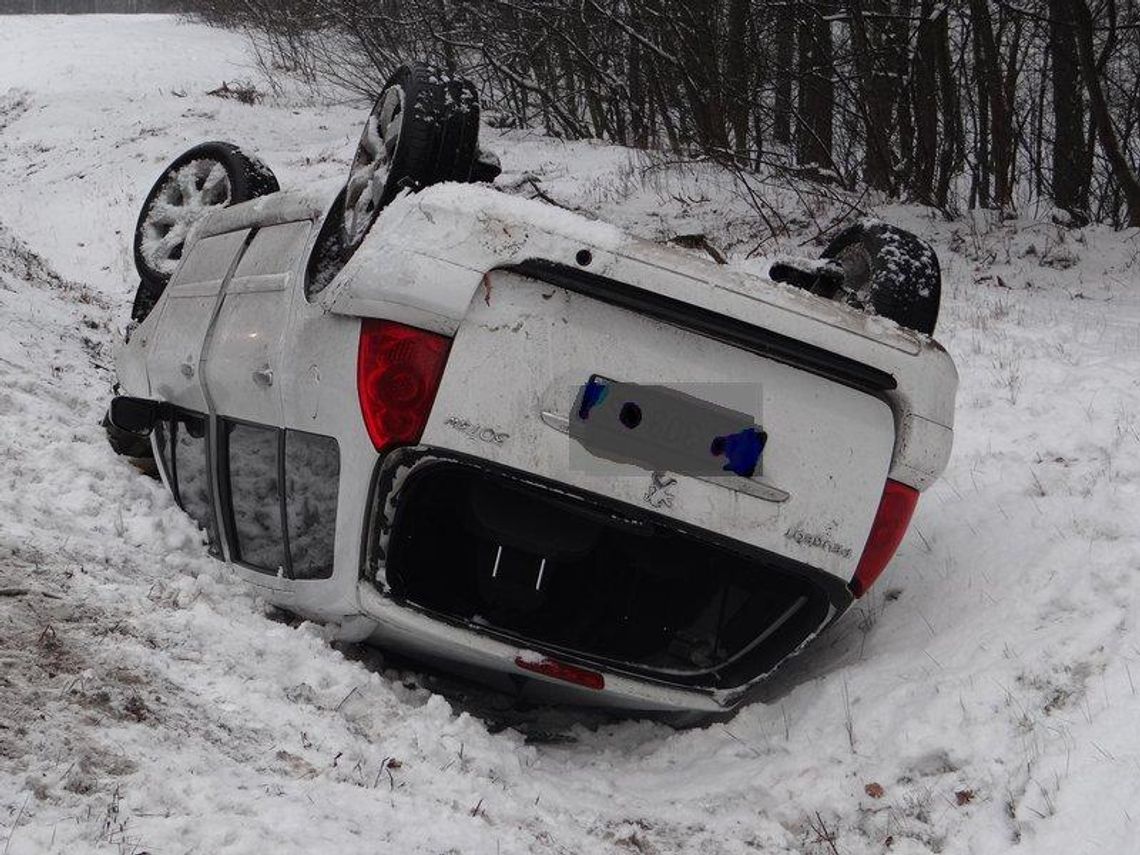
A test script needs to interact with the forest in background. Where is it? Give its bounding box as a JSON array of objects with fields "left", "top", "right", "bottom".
[
  {"left": 182, "top": 0, "right": 1140, "bottom": 230},
  {"left": 0, "top": 1, "right": 181, "bottom": 11}
]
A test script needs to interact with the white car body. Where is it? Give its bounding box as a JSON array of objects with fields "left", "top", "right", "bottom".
[{"left": 114, "top": 183, "right": 957, "bottom": 714}]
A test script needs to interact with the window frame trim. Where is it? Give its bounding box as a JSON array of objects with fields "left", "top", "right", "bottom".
[
  {"left": 281, "top": 428, "right": 341, "bottom": 582},
  {"left": 218, "top": 415, "right": 292, "bottom": 579},
  {"left": 159, "top": 408, "right": 342, "bottom": 583},
  {"left": 161, "top": 406, "right": 222, "bottom": 556}
]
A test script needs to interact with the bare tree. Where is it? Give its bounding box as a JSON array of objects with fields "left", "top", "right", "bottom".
[
  {"left": 1066, "top": 0, "right": 1140, "bottom": 225},
  {"left": 796, "top": 2, "right": 836, "bottom": 173},
  {"left": 183, "top": 0, "right": 1140, "bottom": 230}
]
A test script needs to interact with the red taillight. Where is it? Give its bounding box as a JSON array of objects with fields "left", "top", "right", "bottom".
[
  {"left": 850, "top": 479, "right": 919, "bottom": 597},
  {"left": 515, "top": 655, "right": 605, "bottom": 691},
  {"left": 357, "top": 319, "right": 451, "bottom": 452}
]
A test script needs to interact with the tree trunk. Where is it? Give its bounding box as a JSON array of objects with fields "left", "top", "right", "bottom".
[
  {"left": 774, "top": 7, "right": 795, "bottom": 147},
  {"left": 934, "top": 8, "right": 961, "bottom": 209},
  {"left": 1049, "top": 0, "right": 1086, "bottom": 214},
  {"left": 847, "top": 0, "right": 895, "bottom": 192},
  {"left": 796, "top": 3, "right": 835, "bottom": 171},
  {"left": 674, "top": 0, "right": 731, "bottom": 155},
  {"left": 969, "top": 0, "right": 1014, "bottom": 208},
  {"left": 911, "top": 0, "right": 938, "bottom": 203},
  {"left": 892, "top": 0, "right": 915, "bottom": 190},
  {"left": 726, "top": 0, "right": 752, "bottom": 161},
  {"left": 1066, "top": 0, "right": 1140, "bottom": 226}
]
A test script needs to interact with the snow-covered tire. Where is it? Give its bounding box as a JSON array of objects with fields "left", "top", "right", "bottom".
[
  {"left": 340, "top": 63, "right": 480, "bottom": 259},
  {"left": 132, "top": 141, "right": 279, "bottom": 319},
  {"left": 821, "top": 220, "right": 941, "bottom": 335}
]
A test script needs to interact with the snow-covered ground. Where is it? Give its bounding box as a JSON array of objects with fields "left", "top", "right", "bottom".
[{"left": 3, "top": 15, "right": 1140, "bottom": 855}]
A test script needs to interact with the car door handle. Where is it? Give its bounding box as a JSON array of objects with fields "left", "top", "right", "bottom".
[{"left": 252, "top": 367, "right": 274, "bottom": 387}]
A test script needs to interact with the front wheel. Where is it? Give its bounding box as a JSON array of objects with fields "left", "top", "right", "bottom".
[
  {"left": 821, "top": 221, "right": 941, "bottom": 335},
  {"left": 131, "top": 141, "right": 279, "bottom": 321}
]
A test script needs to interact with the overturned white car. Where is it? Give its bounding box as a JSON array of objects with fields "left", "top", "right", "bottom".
[{"left": 107, "top": 63, "right": 957, "bottom": 718}]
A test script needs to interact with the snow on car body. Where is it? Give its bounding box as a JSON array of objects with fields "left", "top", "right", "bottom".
[{"left": 113, "top": 182, "right": 957, "bottom": 714}]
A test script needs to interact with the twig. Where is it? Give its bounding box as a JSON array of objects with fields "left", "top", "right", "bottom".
[
  {"left": 667, "top": 233, "right": 728, "bottom": 264},
  {"left": 525, "top": 177, "right": 578, "bottom": 212},
  {"left": 797, "top": 187, "right": 871, "bottom": 248},
  {"left": 808, "top": 812, "right": 841, "bottom": 855},
  {"left": 334, "top": 686, "right": 359, "bottom": 712},
  {"left": 719, "top": 725, "right": 762, "bottom": 757},
  {"left": 4, "top": 792, "right": 31, "bottom": 855},
  {"left": 0, "top": 587, "right": 62, "bottom": 599},
  {"left": 842, "top": 679, "right": 855, "bottom": 752}
]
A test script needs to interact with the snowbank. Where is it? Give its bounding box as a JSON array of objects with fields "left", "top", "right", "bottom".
[{"left": 2, "top": 15, "right": 1140, "bottom": 855}]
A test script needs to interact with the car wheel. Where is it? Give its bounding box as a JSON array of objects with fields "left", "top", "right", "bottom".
[
  {"left": 102, "top": 411, "right": 152, "bottom": 459},
  {"left": 132, "top": 141, "right": 279, "bottom": 321},
  {"left": 821, "top": 220, "right": 941, "bottom": 335},
  {"left": 130, "top": 278, "right": 159, "bottom": 325},
  {"left": 340, "top": 63, "right": 480, "bottom": 259},
  {"left": 432, "top": 77, "right": 481, "bottom": 184}
]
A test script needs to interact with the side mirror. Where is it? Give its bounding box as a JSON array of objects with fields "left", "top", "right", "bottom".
[{"left": 108, "top": 396, "right": 167, "bottom": 435}]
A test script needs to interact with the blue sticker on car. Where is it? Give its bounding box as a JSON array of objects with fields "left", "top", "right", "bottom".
[{"left": 710, "top": 427, "right": 767, "bottom": 478}]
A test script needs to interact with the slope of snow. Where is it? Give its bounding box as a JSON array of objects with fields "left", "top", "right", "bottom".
[{"left": 2, "top": 15, "right": 1140, "bottom": 855}]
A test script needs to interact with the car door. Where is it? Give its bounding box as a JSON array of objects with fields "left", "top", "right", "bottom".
[
  {"left": 145, "top": 228, "right": 250, "bottom": 413},
  {"left": 201, "top": 219, "right": 314, "bottom": 425},
  {"left": 200, "top": 219, "right": 315, "bottom": 580}
]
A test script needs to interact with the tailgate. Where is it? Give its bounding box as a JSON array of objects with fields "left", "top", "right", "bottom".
[{"left": 418, "top": 269, "right": 895, "bottom": 581}]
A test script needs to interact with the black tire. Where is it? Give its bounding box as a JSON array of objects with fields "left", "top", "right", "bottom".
[
  {"left": 340, "top": 63, "right": 480, "bottom": 259},
  {"left": 132, "top": 141, "right": 279, "bottom": 320},
  {"left": 821, "top": 220, "right": 941, "bottom": 335},
  {"left": 102, "top": 411, "right": 153, "bottom": 459},
  {"left": 432, "top": 78, "right": 481, "bottom": 184},
  {"left": 130, "top": 278, "right": 163, "bottom": 324}
]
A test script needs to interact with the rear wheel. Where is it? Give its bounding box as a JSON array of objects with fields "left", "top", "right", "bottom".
[
  {"left": 132, "top": 141, "right": 279, "bottom": 321},
  {"left": 340, "top": 63, "right": 481, "bottom": 260},
  {"left": 821, "top": 220, "right": 941, "bottom": 335}
]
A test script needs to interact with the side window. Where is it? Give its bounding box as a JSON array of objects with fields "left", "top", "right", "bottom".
[
  {"left": 224, "top": 421, "right": 286, "bottom": 574},
  {"left": 230, "top": 220, "right": 311, "bottom": 285},
  {"left": 284, "top": 431, "right": 339, "bottom": 579},
  {"left": 162, "top": 410, "right": 220, "bottom": 556}
]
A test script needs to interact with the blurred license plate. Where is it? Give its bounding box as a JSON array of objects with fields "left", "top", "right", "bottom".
[{"left": 568, "top": 375, "right": 766, "bottom": 478}]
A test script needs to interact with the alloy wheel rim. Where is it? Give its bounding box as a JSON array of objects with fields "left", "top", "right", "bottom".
[{"left": 344, "top": 85, "right": 404, "bottom": 247}]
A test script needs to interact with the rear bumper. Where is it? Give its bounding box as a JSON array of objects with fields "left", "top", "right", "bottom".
[
  {"left": 358, "top": 584, "right": 727, "bottom": 712},
  {"left": 359, "top": 446, "right": 852, "bottom": 712}
]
